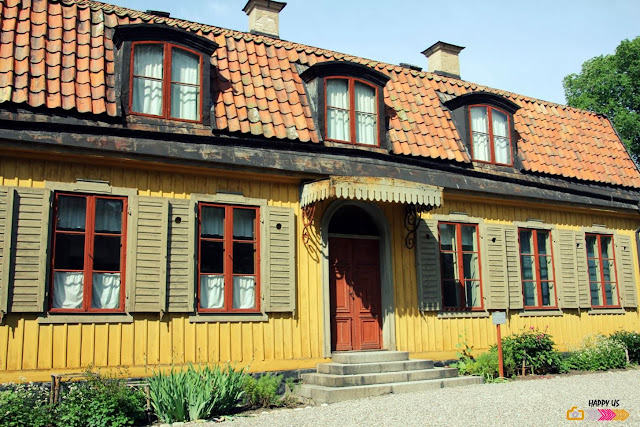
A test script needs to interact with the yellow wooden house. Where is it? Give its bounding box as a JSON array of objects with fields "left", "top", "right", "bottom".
[{"left": 0, "top": 0, "right": 638, "bottom": 384}]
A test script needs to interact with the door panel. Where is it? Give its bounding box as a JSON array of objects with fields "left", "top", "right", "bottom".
[{"left": 330, "top": 237, "right": 382, "bottom": 351}]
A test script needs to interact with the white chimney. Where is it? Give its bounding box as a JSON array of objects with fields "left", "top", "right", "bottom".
[
  {"left": 243, "top": 0, "right": 287, "bottom": 39},
  {"left": 422, "top": 41, "right": 465, "bottom": 79}
]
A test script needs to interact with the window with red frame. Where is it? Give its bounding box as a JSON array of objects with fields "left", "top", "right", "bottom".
[
  {"left": 198, "top": 204, "right": 260, "bottom": 312},
  {"left": 439, "top": 222, "right": 483, "bottom": 309},
  {"left": 51, "top": 194, "right": 126, "bottom": 312},
  {"left": 469, "top": 105, "right": 512, "bottom": 165},
  {"left": 586, "top": 234, "right": 620, "bottom": 307},
  {"left": 131, "top": 42, "right": 202, "bottom": 122},
  {"left": 325, "top": 77, "right": 378, "bottom": 146},
  {"left": 519, "top": 229, "right": 557, "bottom": 308}
]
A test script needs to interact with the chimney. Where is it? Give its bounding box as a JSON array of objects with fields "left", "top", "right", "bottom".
[
  {"left": 421, "top": 41, "right": 465, "bottom": 79},
  {"left": 243, "top": 0, "right": 287, "bottom": 39}
]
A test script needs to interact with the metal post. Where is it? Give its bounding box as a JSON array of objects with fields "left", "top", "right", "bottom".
[{"left": 497, "top": 323, "right": 504, "bottom": 379}]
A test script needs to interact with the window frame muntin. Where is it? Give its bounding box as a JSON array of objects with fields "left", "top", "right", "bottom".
[
  {"left": 438, "top": 221, "right": 484, "bottom": 311},
  {"left": 468, "top": 104, "right": 514, "bottom": 166},
  {"left": 129, "top": 41, "right": 204, "bottom": 123},
  {"left": 197, "top": 202, "right": 261, "bottom": 314},
  {"left": 49, "top": 192, "right": 128, "bottom": 314},
  {"left": 585, "top": 233, "right": 621, "bottom": 308},
  {"left": 324, "top": 76, "right": 380, "bottom": 147},
  {"left": 518, "top": 227, "right": 558, "bottom": 309}
]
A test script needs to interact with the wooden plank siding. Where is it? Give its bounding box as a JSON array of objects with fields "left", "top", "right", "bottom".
[{"left": 0, "top": 156, "right": 638, "bottom": 381}]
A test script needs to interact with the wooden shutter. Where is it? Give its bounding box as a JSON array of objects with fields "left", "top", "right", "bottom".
[
  {"left": 0, "top": 187, "right": 16, "bottom": 319},
  {"left": 264, "top": 206, "right": 296, "bottom": 312},
  {"left": 10, "top": 188, "right": 51, "bottom": 312},
  {"left": 415, "top": 218, "right": 441, "bottom": 311},
  {"left": 574, "top": 231, "right": 591, "bottom": 308},
  {"left": 615, "top": 234, "right": 637, "bottom": 308},
  {"left": 504, "top": 226, "right": 523, "bottom": 309},
  {"left": 166, "top": 199, "right": 195, "bottom": 312},
  {"left": 127, "top": 196, "right": 169, "bottom": 313},
  {"left": 555, "top": 229, "right": 579, "bottom": 308},
  {"left": 483, "top": 224, "right": 508, "bottom": 309}
]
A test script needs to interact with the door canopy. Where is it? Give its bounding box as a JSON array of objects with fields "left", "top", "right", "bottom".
[{"left": 300, "top": 176, "right": 442, "bottom": 208}]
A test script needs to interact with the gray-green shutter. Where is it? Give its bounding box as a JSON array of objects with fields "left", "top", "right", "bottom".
[
  {"left": 504, "top": 226, "right": 523, "bottom": 309},
  {"left": 127, "top": 196, "right": 169, "bottom": 313},
  {"left": 574, "top": 231, "right": 591, "bottom": 308},
  {"left": 483, "top": 224, "right": 508, "bottom": 309},
  {"left": 615, "top": 234, "right": 637, "bottom": 308},
  {"left": 264, "top": 206, "right": 296, "bottom": 312},
  {"left": 0, "top": 187, "right": 16, "bottom": 319},
  {"left": 10, "top": 188, "right": 51, "bottom": 312},
  {"left": 415, "top": 218, "right": 441, "bottom": 311},
  {"left": 555, "top": 230, "right": 579, "bottom": 308},
  {"left": 166, "top": 199, "right": 195, "bottom": 312}
]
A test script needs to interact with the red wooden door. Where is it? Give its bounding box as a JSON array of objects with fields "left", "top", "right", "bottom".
[{"left": 330, "top": 237, "right": 382, "bottom": 351}]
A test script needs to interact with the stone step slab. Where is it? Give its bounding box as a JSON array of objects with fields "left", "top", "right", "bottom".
[
  {"left": 330, "top": 351, "right": 410, "bottom": 364},
  {"left": 317, "top": 359, "right": 434, "bottom": 375},
  {"left": 302, "top": 367, "right": 458, "bottom": 387}
]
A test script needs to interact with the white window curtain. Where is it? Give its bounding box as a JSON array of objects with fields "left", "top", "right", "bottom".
[
  {"left": 233, "top": 209, "right": 255, "bottom": 239},
  {"left": 492, "top": 110, "right": 510, "bottom": 164},
  {"left": 132, "top": 44, "right": 164, "bottom": 116},
  {"left": 201, "top": 206, "right": 224, "bottom": 237},
  {"left": 95, "top": 199, "right": 122, "bottom": 233},
  {"left": 326, "top": 79, "right": 350, "bottom": 141},
  {"left": 57, "top": 196, "right": 86, "bottom": 230},
  {"left": 200, "top": 275, "right": 224, "bottom": 308},
  {"left": 470, "top": 107, "right": 490, "bottom": 161},
  {"left": 355, "top": 82, "right": 376, "bottom": 145},
  {"left": 53, "top": 271, "right": 84, "bottom": 309},
  {"left": 91, "top": 273, "right": 121, "bottom": 309},
  {"left": 171, "top": 49, "right": 200, "bottom": 121},
  {"left": 233, "top": 276, "right": 256, "bottom": 309},
  {"left": 466, "top": 281, "right": 481, "bottom": 308}
]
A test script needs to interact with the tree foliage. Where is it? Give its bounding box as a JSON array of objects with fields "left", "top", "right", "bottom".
[{"left": 563, "top": 37, "right": 640, "bottom": 160}]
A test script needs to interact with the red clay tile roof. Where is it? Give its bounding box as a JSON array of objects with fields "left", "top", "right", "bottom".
[{"left": 0, "top": 0, "right": 639, "bottom": 188}]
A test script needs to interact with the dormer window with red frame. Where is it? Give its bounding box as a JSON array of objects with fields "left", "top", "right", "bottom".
[
  {"left": 131, "top": 42, "right": 203, "bottom": 122},
  {"left": 469, "top": 105, "right": 512, "bottom": 165},
  {"left": 325, "top": 78, "right": 378, "bottom": 146}
]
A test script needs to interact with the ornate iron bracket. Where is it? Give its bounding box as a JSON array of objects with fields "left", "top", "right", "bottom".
[
  {"left": 302, "top": 203, "right": 319, "bottom": 262},
  {"left": 405, "top": 203, "right": 434, "bottom": 249}
]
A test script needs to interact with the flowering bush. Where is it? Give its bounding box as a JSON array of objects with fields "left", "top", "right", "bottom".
[
  {"left": 609, "top": 330, "right": 640, "bottom": 364},
  {"left": 0, "top": 382, "right": 54, "bottom": 427},
  {"left": 566, "top": 335, "right": 628, "bottom": 371},
  {"left": 501, "top": 327, "right": 568, "bottom": 377}
]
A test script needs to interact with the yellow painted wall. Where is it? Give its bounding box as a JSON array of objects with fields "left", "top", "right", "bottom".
[{"left": 1, "top": 154, "right": 639, "bottom": 382}]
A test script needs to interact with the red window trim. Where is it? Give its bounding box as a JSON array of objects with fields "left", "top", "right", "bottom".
[
  {"left": 438, "top": 222, "right": 484, "bottom": 311},
  {"left": 197, "top": 203, "right": 261, "bottom": 313},
  {"left": 49, "top": 193, "right": 127, "bottom": 313},
  {"left": 129, "top": 41, "right": 204, "bottom": 123},
  {"left": 586, "top": 233, "right": 621, "bottom": 308},
  {"left": 468, "top": 104, "right": 513, "bottom": 166},
  {"left": 518, "top": 228, "right": 558, "bottom": 309},
  {"left": 324, "top": 76, "right": 380, "bottom": 147}
]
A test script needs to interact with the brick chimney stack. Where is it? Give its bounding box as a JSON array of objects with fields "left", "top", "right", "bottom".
[
  {"left": 422, "top": 41, "right": 465, "bottom": 79},
  {"left": 243, "top": 0, "right": 287, "bottom": 39}
]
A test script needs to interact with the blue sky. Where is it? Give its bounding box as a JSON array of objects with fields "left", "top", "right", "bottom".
[{"left": 110, "top": 0, "right": 640, "bottom": 105}]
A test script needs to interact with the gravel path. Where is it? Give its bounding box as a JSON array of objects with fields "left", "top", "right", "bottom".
[{"left": 205, "top": 370, "right": 640, "bottom": 426}]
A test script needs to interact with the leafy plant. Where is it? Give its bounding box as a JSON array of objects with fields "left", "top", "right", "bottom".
[
  {"left": 56, "top": 371, "right": 146, "bottom": 427},
  {"left": 500, "top": 327, "right": 567, "bottom": 377},
  {"left": 0, "top": 382, "right": 54, "bottom": 427},
  {"left": 566, "top": 335, "right": 628, "bottom": 371},
  {"left": 243, "top": 373, "right": 283, "bottom": 408},
  {"left": 610, "top": 330, "right": 640, "bottom": 364}
]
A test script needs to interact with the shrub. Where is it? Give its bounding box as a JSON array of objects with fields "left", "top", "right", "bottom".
[
  {"left": 56, "top": 371, "right": 146, "bottom": 427},
  {"left": 610, "top": 330, "right": 640, "bottom": 363},
  {"left": 501, "top": 327, "right": 567, "bottom": 377},
  {"left": 243, "top": 373, "right": 283, "bottom": 408},
  {"left": 566, "top": 335, "right": 628, "bottom": 371},
  {"left": 148, "top": 364, "right": 246, "bottom": 423},
  {"left": 0, "top": 383, "right": 54, "bottom": 427}
]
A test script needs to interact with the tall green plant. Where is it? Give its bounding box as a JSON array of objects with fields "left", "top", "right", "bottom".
[{"left": 610, "top": 330, "right": 640, "bottom": 363}]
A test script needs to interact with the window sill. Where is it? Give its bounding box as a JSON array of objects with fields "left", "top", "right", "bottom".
[
  {"left": 587, "top": 308, "right": 626, "bottom": 315},
  {"left": 519, "top": 309, "right": 563, "bottom": 317},
  {"left": 38, "top": 313, "right": 134, "bottom": 324},
  {"left": 189, "top": 312, "right": 269, "bottom": 323},
  {"left": 436, "top": 311, "right": 490, "bottom": 319},
  {"left": 323, "top": 140, "right": 387, "bottom": 154}
]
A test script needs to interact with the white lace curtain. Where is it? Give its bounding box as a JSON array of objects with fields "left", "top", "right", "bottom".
[
  {"left": 492, "top": 110, "right": 510, "bottom": 164},
  {"left": 470, "top": 107, "right": 490, "bottom": 161},
  {"left": 132, "top": 44, "right": 164, "bottom": 116},
  {"left": 170, "top": 49, "right": 200, "bottom": 121},
  {"left": 200, "top": 275, "right": 255, "bottom": 309},
  {"left": 201, "top": 206, "right": 224, "bottom": 237},
  {"left": 326, "top": 79, "right": 350, "bottom": 141},
  {"left": 52, "top": 272, "right": 120, "bottom": 309},
  {"left": 57, "top": 196, "right": 85, "bottom": 230},
  {"left": 233, "top": 209, "right": 255, "bottom": 238},
  {"left": 355, "top": 83, "right": 376, "bottom": 145}
]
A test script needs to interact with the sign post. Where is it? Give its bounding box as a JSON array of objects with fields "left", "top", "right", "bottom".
[{"left": 492, "top": 311, "right": 506, "bottom": 379}]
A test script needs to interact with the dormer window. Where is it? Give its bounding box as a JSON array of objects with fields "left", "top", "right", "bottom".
[
  {"left": 326, "top": 78, "right": 378, "bottom": 146},
  {"left": 131, "top": 42, "right": 202, "bottom": 122},
  {"left": 470, "top": 105, "right": 512, "bottom": 165}
]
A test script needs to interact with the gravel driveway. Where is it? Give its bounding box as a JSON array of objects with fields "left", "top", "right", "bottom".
[{"left": 209, "top": 370, "right": 640, "bottom": 426}]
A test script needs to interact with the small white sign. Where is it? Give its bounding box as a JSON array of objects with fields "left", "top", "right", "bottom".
[{"left": 492, "top": 311, "right": 506, "bottom": 325}]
